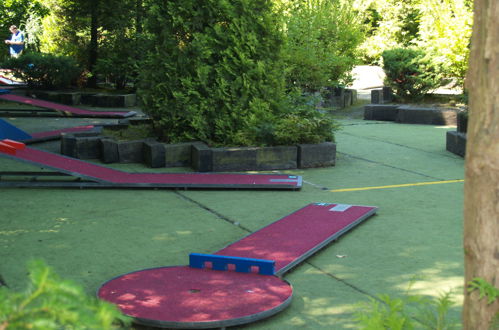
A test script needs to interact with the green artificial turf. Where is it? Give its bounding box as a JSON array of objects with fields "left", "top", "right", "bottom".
[{"left": 0, "top": 117, "right": 465, "bottom": 329}]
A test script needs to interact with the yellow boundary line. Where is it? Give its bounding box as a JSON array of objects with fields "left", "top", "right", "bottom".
[{"left": 329, "top": 179, "right": 464, "bottom": 193}]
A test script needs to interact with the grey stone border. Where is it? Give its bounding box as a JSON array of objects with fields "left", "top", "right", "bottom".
[
  {"left": 446, "top": 131, "right": 466, "bottom": 157},
  {"left": 60, "top": 132, "right": 336, "bottom": 172},
  {"left": 446, "top": 111, "right": 468, "bottom": 157},
  {"left": 364, "top": 104, "right": 461, "bottom": 126},
  {"left": 29, "top": 90, "right": 137, "bottom": 108}
]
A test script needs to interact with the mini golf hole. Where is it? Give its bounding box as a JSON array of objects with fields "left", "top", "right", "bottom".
[{"left": 189, "top": 289, "right": 201, "bottom": 293}]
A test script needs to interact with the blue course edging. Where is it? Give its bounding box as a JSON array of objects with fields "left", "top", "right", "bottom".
[{"left": 189, "top": 253, "right": 275, "bottom": 275}]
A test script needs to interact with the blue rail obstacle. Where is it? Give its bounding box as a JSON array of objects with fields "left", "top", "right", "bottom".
[{"left": 189, "top": 253, "right": 275, "bottom": 275}]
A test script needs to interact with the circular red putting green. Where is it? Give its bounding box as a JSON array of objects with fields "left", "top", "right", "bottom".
[{"left": 98, "top": 266, "right": 293, "bottom": 328}]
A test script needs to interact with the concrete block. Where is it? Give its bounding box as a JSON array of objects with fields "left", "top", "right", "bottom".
[
  {"left": 298, "top": 142, "right": 336, "bottom": 168},
  {"left": 75, "top": 136, "right": 101, "bottom": 159},
  {"left": 118, "top": 140, "right": 143, "bottom": 163},
  {"left": 396, "top": 106, "right": 457, "bottom": 125},
  {"left": 58, "top": 92, "right": 81, "bottom": 105},
  {"left": 211, "top": 147, "right": 258, "bottom": 172},
  {"left": 191, "top": 142, "right": 212, "bottom": 172},
  {"left": 457, "top": 111, "right": 468, "bottom": 133},
  {"left": 61, "top": 132, "right": 101, "bottom": 158},
  {"left": 165, "top": 143, "right": 192, "bottom": 167},
  {"left": 100, "top": 138, "right": 119, "bottom": 163},
  {"left": 33, "top": 91, "right": 81, "bottom": 105},
  {"left": 143, "top": 141, "right": 166, "bottom": 168},
  {"left": 60, "top": 134, "right": 77, "bottom": 157},
  {"left": 256, "top": 146, "right": 297, "bottom": 170},
  {"left": 371, "top": 89, "right": 383, "bottom": 104},
  {"left": 446, "top": 131, "right": 466, "bottom": 157},
  {"left": 382, "top": 87, "right": 393, "bottom": 103},
  {"left": 364, "top": 104, "right": 399, "bottom": 121},
  {"left": 91, "top": 93, "right": 137, "bottom": 107}
]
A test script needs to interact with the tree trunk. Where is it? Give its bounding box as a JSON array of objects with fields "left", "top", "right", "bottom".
[
  {"left": 87, "top": 0, "right": 99, "bottom": 88},
  {"left": 463, "top": 0, "right": 499, "bottom": 328}
]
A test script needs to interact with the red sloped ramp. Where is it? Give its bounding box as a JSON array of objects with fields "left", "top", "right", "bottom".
[
  {"left": 0, "top": 140, "right": 302, "bottom": 190},
  {"left": 0, "top": 93, "right": 136, "bottom": 118}
]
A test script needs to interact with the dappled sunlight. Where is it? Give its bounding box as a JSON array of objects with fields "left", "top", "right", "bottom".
[
  {"left": 0, "top": 229, "right": 29, "bottom": 236},
  {"left": 151, "top": 233, "right": 176, "bottom": 242},
  {"left": 392, "top": 264, "right": 464, "bottom": 304},
  {"left": 302, "top": 296, "right": 358, "bottom": 317},
  {"left": 98, "top": 266, "right": 292, "bottom": 323},
  {"left": 39, "top": 229, "right": 59, "bottom": 233},
  {"left": 176, "top": 230, "right": 193, "bottom": 235}
]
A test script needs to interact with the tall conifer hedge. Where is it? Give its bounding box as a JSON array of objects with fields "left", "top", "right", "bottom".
[{"left": 139, "top": 0, "right": 289, "bottom": 146}]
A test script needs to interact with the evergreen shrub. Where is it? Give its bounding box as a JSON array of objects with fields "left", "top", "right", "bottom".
[
  {"left": 382, "top": 48, "right": 447, "bottom": 101},
  {"left": 1, "top": 52, "right": 81, "bottom": 89},
  {"left": 140, "top": 0, "right": 337, "bottom": 147}
]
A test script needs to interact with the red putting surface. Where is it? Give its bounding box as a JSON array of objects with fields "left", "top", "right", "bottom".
[
  {"left": 0, "top": 94, "right": 135, "bottom": 118},
  {"left": 98, "top": 266, "right": 292, "bottom": 328},
  {"left": 0, "top": 144, "right": 301, "bottom": 189},
  {"left": 216, "top": 203, "right": 377, "bottom": 274},
  {"left": 97, "top": 203, "right": 376, "bottom": 328}
]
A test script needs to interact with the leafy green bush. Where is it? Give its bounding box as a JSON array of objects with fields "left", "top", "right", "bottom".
[
  {"left": 0, "top": 259, "right": 130, "bottom": 329},
  {"left": 282, "top": 0, "right": 364, "bottom": 92},
  {"left": 140, "top": 0, "right": 285, "bottom": 146},
  {"left": 139, "top": 0, "right": 339, "bottom": 147},
  {"left": 1, "top": 52, "right": 81, "bottom": 89},
  {"left": 353, "top": 290, "right": 461, "bottom": 329},
  {"left": 382, "top": 48, "right": 447, "bottom": 101},
  {"left": 230, "top": 92, "right": 337, "bottom": 146},
  {"left": 357, "top": 0, "right": 422, "bottom": 65},
  {"left": 416, "top": 0, "right": 473, "bottom": 89}
]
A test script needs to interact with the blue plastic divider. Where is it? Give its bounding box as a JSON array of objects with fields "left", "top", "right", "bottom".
[{"left": 189, "top": 253, "right": 275, "bottom": 275}]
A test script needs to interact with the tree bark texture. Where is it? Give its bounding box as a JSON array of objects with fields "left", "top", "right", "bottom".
[{"left": 463, "top": 0, "right": 499, "bottom": 329}]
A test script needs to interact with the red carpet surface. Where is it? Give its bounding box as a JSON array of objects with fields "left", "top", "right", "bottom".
[
  {"left": 216, "top": 203, "right": 377, "bottom": 274},
  {"left": 0, "top": 94, "right": 135, "bottom": 118},
  {"left": 97, "top": 203, "right": 376, "bottom": 328},
  {"left": 0, "top": 143, "right": 302, "bottom": 189}
]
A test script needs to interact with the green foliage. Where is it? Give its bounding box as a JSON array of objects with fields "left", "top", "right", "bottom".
[
  {"left": 140, "top": 0, "right": 338, "bottom": 147},
  {"left": 353, "top": 290, "right": 460, "bottom": 329},
  {"left": 355, "top": 294, "right": 415, "bottom": 329},
  {"left": 357, "top": 0, "right": 422, "bottom": 64},
  {"left": 467, "top": 278, "right": 499, "bottom": 305},
  {"left": 0, "top": 259, "right": 130, "bottom": 329},
  {"left": 0, "top": 0, "right": 49, "bottom": 60},
  {"left": 140, "top": 0, "right": 284, "bottom": 146},
  {"left": 1, "top": 52, "right": 81, "bottom": 89},
  {"left": 356, "top": 0, "right": 472, "bottom": 88},
  {"left": 38, "top": 0, "right": 143, "bottom": 87},
  {"left": 382, "top": 48, "right": 447, "bottom": 101},
  {"left": 273, "top": 93, "right": 336, "bottom": 145},
  {"left": 231, "top": 91, "right": 338, "bottom": 146},
  {"left": 416, "top": 0, "right": 473, "bottom": 89},
  {"left": 95, "top": 32, "right": 146, "bottom": 90},
  {"left": 282, "top": 0, "right": 364, "bottom": 91}
]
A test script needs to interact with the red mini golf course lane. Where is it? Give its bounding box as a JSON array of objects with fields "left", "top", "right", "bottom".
[
  {"left": 216, "top": 203, "right": 377, "bottom": 275},
  {"left": 0, "top": 94, "right": 136, "bottom": 118},
  {"left": 97, "top": 203, "right": 377, "bottom": 328},
  {"left": 0, "top": 143, "right": 302, "bottom": 189}
]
